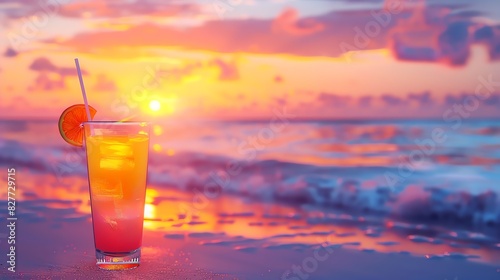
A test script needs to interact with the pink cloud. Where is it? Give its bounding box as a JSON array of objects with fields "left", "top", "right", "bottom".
[
  {"left": 37, "top": 3, "right": 500, "bottom": 67},
  {"left": 28, "top": 73, "right": 65, "bottom": 92},
  {"left": 156, "top": 62, "right": 203, "bottom": 82},
  {"left": 209, "top": 58, "right": 239, "bottom": 81},
  {"left": 27, "top": 57, "right": 89, "bottom": 92},
  {"left": 48, "top": 10, "right": 382, "bottom": 58},
  {"left": 0, "top": 0, "right": 199, "bottom": 19},
  {"left": 60, "top": 1, "right": 198, "bottom": 18},
  {"left": 156, "top": 58, "right": 239, "bottom": 82},
  {"left": 272, "top": 8, "right": 325, "bottom": 36}
]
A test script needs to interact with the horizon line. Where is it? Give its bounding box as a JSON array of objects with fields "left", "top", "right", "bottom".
[{"left": 1, "top": 116, "right": 500, "bottom": 123}]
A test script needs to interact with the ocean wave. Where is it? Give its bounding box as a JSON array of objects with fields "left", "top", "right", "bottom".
[
  {"left": 147, "top": 151, "right": 500, "bottom": 232},
  {"left": 2, "top": 136, "right": 499, "bottom": 237}
]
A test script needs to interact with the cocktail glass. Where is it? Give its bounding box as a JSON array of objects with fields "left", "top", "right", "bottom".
[{"left": 83, "top": 121, "right": 150, "bottom": 270}]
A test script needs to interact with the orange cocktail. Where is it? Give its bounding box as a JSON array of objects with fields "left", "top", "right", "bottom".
[{"left": 83, "top": 122, "right": 150, "bottom": 270}]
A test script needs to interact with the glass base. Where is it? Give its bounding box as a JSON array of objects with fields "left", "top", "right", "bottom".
[{"left": 96, "top": 248, "right": 141, "bottom": 270}]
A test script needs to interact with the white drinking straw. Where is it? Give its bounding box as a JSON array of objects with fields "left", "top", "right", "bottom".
[{"left": 74, "top": 58, "right": 93, "bottom": 135}]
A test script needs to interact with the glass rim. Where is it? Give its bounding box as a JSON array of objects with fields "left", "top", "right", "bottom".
[{"left": 82, "top": 121, "right": 151, "bottom": 125}]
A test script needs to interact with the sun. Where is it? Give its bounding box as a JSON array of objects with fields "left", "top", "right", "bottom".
[{"left": 149, "top": 100, "right": 161, "bottom": 112}]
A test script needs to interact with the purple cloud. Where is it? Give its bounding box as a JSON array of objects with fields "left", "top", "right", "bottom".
[
  {"left": 317, "top": 92, "right": 352, "bottom": 107},
  {"left": 29, "top": 57, "right": 87, "bottom": 76},
  {"left": 381, "top": 94, "right": 407, "bottom": 106},
  {"left": 408, "top": 92, "right": 433, "bottom": 105},
  {"left": 483, "top": 94, "right": 500, "bottom": 106},
  {"left": 4, "top": 47, "right": 18, "bottom": 57},
  {"left": 29, "top": 57, "right": 58, "bottom": 72},
  {"left": 358, "top": 96, "right": 373, "bottom": 107},
  {"left": 438, "top": 21, "right": 471, "bottom": 66},
  {"left": 388, "top": 3, "right": 499, "bottom": 66},
  {"left": 474, "top": 25, "right": 500, "bottom": 60},
  {"left": 442, "top": 93, "right": 497, "bottom": 107},
  {"left": 474, "top": 25, "right": 496, "bottom": 42}
]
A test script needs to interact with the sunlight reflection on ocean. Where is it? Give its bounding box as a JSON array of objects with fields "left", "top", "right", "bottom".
[{"left": 0, "top": 118, "right": 499, "bottom": 265}]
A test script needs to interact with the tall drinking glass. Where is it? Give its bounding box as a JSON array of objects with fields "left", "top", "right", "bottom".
[{"left": 83, "top": 122, "right": 150, "bottom": 270}]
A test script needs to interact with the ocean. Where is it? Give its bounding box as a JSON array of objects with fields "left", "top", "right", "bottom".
[{"left": 1, "top": 118, "right": 499, "bottom": 243}]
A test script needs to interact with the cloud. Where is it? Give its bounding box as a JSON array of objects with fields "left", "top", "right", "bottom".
[
  {"left": 4, "top": 47, "right": 18, "bottom": 57},
  {"left": 27, "top": 57, "right": 89, "bottom": 92},
  {"left": 29, "top": 57, "right": 57, "bottom": 72},
  {"left": 275, "top": 96, "right": 287, "bottom": 106},
  {"left": 0, "top": 0, "right": 199, "bottom": 20},
  {"left": 442, "top": 92, "right": 500, "bottom": 107},
  {"left": 358, "top": 95, "right": 373, "bottom": 107},
  {"left": 380, "top": 94, "right": 407, "bottom": 106},
  {"left": 93, "top": 74, "right": 117, "bottom": 92},
  {"left": 59, "top": 0, "right": 198, "bottom": 18},
  {"left": 473, "top": 25, "right": 500, "bottom": 60},
  {"left": 492, "top": 43, "right": 500, "bottom": 60},
  {"left": 483, "top": 94, "right": 500, "bottom": 106},
  {"left": 29, "top": 57, "right": 87, "bottom": 76},
  {"left": 28, "top": 73, "right": 65, "bottom": 91},
  {"left": 300, "top": 91, "right": 500, "bottom": 119},
  {"left": 437, "top": 21, "right": 471, "bottom": 66},
  {"left": 451, "top": 10, "right": 485, "bottom": 19},
  {"left": 388, "top": 3, "right": 447, "bottom": 63},
  {"left": 387, "top": 2, "right": 500, "bottom": 66},
  {"left": 317, "top": 92, "right": 352, "bottom": 107},
  {"left": 157, "top": 62, "right": 203, "bottom": 82},
  {"left": 474, "top": 25, "right": 495, "bottom": 42},
  {"left": 408, "top": 91, "right": 433, "bottom": 105},
  {"left": 57, "top": 67, "right": 83, "bottom": 76},
  {"left": 209, "top": 59, "right": 239, "bottom": 81},
  {"left": 156, "top": 59, "right": 239, "bottom": 82},
  {"left": 49, "top": 9, "right": 387, "bottom": 58},
  {"left": 309, "top": 91, "right": 442, "bottom": 115},
  {"left": 272, "top": 8, "right": 325, "bottom": 36},
  {"left": 341, "top": 0, "right": 384, "bottom": 3},
  {"left": 444, "top": 93, "right": 464, "bottom": 106},
  {"left": 37, "top": 2, "right": 500, "bottom": 67}
]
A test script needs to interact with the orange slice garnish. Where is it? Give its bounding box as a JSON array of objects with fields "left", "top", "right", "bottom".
[{"left": 58, "top": 104, "right": 97, "bottom": 147}]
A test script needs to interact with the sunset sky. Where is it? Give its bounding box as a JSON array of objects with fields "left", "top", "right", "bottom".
[{"left": 0, "top": 0, "right": 499, "bottom": 120}]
